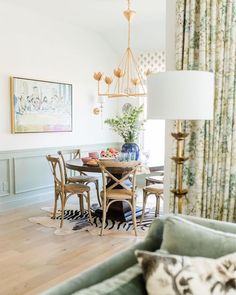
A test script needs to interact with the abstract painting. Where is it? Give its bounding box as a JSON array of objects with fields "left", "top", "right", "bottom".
[{"left": 11, "top": 77, "right": 72, "bottom": 133}]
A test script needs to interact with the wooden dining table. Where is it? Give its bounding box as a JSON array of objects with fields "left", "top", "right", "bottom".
[{"left": 66, "top": 159, "right": 164, "bottom": 222}]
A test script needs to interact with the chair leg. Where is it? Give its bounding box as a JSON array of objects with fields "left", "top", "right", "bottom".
[
  {"left": 95, "top": 180, "right": 101, "bottom": 206},
  {"left": 60, "top": 194, "right": 66, "bottom": 228},
  {"left": 52, "top": 190, "right": 58, "bottom": 219},
  {"left": 86, "top": 191, "right": 93, "bottom": 223},
  {"left": 155, "top": 194, "right": 161, "bottom": 217},
  {"left": 132, "top": 198, "right": 138, "bottom": 236},
  {"left": 158, "top": 195, "right": 161, "bottom": 215},
  {"left": 100, "top": 199, "right": 107, "bottom": 236},
  {"left": 141, "top": 190, "right": 148, "bottom": 224},
  {"left": 155, "top": 194, "right": 158, "bottom": 217},
  {"left": 79, "top": 195, "right": 84, "bottom": 214}
]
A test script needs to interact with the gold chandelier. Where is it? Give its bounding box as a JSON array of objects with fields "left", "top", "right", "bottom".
[{"left": 93, "top": 0, "right": 149, "bottom": 98}]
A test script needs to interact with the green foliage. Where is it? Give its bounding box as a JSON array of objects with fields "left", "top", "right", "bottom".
[{"left": 105, "top": 105, "right": 144, "bottom": 143}]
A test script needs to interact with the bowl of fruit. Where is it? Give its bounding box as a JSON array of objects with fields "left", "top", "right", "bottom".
[{"left": 100, "top": 148, "right": 119, "bottom": 159}]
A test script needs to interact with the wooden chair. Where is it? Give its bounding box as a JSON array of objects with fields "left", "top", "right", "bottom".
[
  {"left": 141, "top": 183, "right": 164, "bottom": 224},
  {"left": 58, "top": 149, "right": 101, "bottom": 207},
  {"left": 46, "top": 155, "right": 92, "bottom": 228},
  {"left": 98, "top": 160, "right": 140, "bottom": 236}
]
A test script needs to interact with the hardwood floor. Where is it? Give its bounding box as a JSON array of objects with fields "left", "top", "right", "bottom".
[{"left": 0, "top": 200, "right": 144, "bottom": 295}]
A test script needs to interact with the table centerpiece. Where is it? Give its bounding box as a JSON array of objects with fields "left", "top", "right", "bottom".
[{"left": 104, "top": 105, "right": 144, "bottom": 160}]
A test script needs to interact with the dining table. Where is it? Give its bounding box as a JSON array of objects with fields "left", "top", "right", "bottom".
[{"left": 66, "top": 159, "right": 164, "bottom": 222}]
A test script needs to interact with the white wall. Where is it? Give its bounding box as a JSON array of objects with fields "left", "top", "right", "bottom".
[
  {"left": 0, "top": 1, "right": 119, "bottom": 151},
  {"left": 105, "top": 22, "right": 166, "bottom": 56}
]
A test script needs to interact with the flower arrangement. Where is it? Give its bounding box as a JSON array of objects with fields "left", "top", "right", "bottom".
[{"left": 105, "top": 105, "right": 144, "bottom": 143}]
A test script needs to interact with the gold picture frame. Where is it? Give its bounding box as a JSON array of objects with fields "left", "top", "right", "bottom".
[{"left": 10, "top": 77, "right": 73, "bottom": 134}]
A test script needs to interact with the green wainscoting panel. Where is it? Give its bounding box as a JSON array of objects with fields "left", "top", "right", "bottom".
[
  {"left": 0, "top": 142, "right": 120, "bottom": 212},
  {"left": 14, "top": 155, "right": 53, "bottom": 194},
  {"left": 0, "top": 159, "right": 10, "bottom": 197}
]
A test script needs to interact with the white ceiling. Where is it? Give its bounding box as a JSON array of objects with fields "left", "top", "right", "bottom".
[{"left": 4, "top": 0, "right": 166, "bottom": 53}]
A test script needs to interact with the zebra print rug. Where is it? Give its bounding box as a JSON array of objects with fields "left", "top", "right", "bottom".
[
  {"left": 58, "top": 209, "right": 153, "bottom": 232},
  {"left": 29, "top": 206, "right": 156, "bottom": 236}
]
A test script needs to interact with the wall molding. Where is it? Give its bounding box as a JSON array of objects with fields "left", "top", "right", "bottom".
[
  {"left": 0, "top": 142, "right": 120, "bottom": 155},
  {"left": 0, "top": 142, "right": 120, "bottom": 210}
]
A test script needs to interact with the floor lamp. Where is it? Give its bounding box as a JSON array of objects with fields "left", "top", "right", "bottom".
[{"left": 147, "top": 71, "right": 214, "bottom": 213}]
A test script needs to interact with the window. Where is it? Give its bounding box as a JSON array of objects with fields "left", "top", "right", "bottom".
[
  {"left": 143, "top": 120, "right": 165, "bottom": 166},
  {"left": 138, "top": 51, "right": 166, "bottom": 166}
]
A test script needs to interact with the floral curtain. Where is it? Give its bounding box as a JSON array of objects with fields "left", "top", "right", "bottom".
[{"left": 172, "top": 0, "right": 236, "bottom": 221}]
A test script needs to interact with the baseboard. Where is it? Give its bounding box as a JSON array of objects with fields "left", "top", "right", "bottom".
[{"left": 0, "top": 189, "right": 54, "bottom": 212}]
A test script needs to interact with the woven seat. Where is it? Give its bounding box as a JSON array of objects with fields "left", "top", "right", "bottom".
[
  {"left": 143, "top": 184, "right": 163, "bottom": 194},
  {"left": 47, "top": 155, "right": 92, "bottom": 228},
  {"left": 100, "top": 189, "right": 133, "bottom": 200},
  {"left": 141, "top": 183, "right": 164, "bottom": 224},
  {"left": 64, "top": 183, "right": 90, "bottom": 193}
]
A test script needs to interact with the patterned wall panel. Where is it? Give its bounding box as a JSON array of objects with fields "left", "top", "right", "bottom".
[{"left": 138, "top": 51, "right": 166, "bottom": 74}]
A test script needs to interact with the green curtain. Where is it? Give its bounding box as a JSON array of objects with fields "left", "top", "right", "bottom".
[{"left": 172, "top": 0, "right": 236, "bottom": 221}]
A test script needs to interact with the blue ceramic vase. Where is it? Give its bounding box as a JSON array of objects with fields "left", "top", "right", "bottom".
[{"left": 121, "top": 143, "right": 140, "bottom": 160}]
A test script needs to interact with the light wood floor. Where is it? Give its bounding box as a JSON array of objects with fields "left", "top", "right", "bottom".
[{"left": 0, "top": 200, "right": 144, "bottom": 295}]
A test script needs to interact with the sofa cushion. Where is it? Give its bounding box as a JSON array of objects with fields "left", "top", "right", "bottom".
[
  {"left": 72, "top": 264, "right": 146, "bottom": 295},
  {"left": 72, "top": 249, "right": 169, "bottom": 295},
  {"left": 160, "top": 216, "right": 236, "bottom": 258},
  {"left": 136, "top": 250, "right": 236, "bottom": 295}
]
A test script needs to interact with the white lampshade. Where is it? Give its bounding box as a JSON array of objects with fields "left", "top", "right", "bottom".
[{"left": 147, "top": 71, "right": 214, "bottom": 120}]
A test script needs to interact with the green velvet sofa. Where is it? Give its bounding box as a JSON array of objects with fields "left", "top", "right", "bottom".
[{"left": 41, "top": 215, "right": 236, "bottom": 295}]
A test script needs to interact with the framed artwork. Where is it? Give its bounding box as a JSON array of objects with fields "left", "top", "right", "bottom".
[{"left": 10, "top": 77, "right": 73, "bottom": 133}]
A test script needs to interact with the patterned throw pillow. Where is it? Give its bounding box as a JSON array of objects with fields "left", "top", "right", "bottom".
[{"left": 136, "top": 250, "right": 236, "bottom": 295}]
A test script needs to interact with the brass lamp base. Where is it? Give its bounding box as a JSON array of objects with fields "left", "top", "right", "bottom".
[
  {"left": 171, "top": 189, "right": 188, "bottom": 214},
  {"left": 171, "top": 156, "right": 189, "bottom": 164},
  {"left": 171, "top": 120, "right": 189, "bottom": 214},
  {"left": 171, "top": 189, "right": 188, "bottom": 195},
  {"left": 171, "top": 132, "right": 189, "bottom": 140}
]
